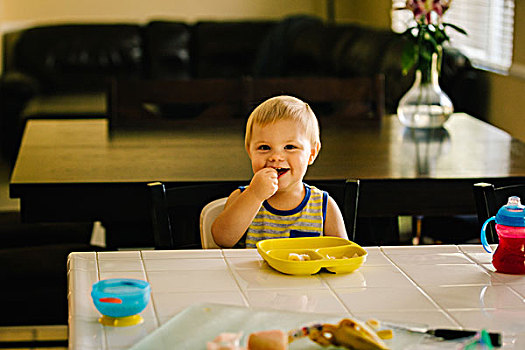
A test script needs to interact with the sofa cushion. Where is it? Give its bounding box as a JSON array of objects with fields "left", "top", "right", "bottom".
[
  {"left": 13, "top": 24, "right": 144, "bottom": 93},
  {"left": 333, "top": 27, "right": 398, "bottom": 77},
  {"left": 192, "top": 21, "right": 274, "bottom": 78},
  {"left": 253, "top": 15, "right": 328, "bottom": 77},
  {"left": 144, "top": 21, "right": 192, "bottom": 79}
]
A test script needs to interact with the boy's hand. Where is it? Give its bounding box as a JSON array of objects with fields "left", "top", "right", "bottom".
[{"left": 249, "top": 168, "right": 278, "bottom": 201}]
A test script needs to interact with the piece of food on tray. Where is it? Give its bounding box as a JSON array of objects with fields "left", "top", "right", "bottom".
[
  {"left": 364, "top": 319, "right": 392, "bottom": 340},
  {"left": 247, "top": 329, "right": 288, "bottom": 350},
  {"left": 365, "top": 319, "right": 380, "bottom": 330},
  {"left": 288, "top": 253, "right": 311, "bottom": 261},
  {"left": 289, "top": 318, "right": 390, "bottom": 350},
  {"left": 208, "top": 316, "right": 391, "bottom": 350},
  {"left": 207, "top": 332, "right": 244, "bottom": 350},
  {"left": 375, "top": 329, "right": 393, "bottom": 340},
  {"left": 309, "top": 319, "right": 389, "bottom": 350}
]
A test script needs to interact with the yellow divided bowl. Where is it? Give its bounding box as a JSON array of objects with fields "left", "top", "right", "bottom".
[{"left": 256, "top": 237, "right": 367, "bottom": 275}]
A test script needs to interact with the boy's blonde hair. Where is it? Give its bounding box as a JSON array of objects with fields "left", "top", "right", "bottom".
[{"left": 245, "top": 95, "right": 320, "bottom": 150}]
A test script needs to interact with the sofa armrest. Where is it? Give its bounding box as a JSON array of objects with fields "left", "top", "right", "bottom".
[
  {"left": 0, "top": 71, "right": 40, "bottom": 99},
  {"left": 0, "top": 71, "right": 41, "bottom": 162}
]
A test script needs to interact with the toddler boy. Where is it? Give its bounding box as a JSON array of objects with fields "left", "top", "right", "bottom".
[{"left": 212, "top": 95, "right": 347, "bottom": 248}]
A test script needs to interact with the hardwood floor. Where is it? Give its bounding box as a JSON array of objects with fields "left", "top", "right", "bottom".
[{"left": 0, "top": 325, "right": 67, "bottom": 349}]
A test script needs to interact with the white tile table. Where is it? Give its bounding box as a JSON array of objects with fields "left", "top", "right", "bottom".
[{"left": 68, "top": 245, "right": 525, "bottom": 349}]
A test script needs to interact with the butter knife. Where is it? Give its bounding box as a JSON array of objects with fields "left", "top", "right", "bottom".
[{"left": 384, "top": 323, "right": 502, "bottom": 347}]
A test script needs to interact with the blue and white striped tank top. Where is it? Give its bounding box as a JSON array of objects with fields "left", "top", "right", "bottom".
[{"left": 241, "top": 184, "right": 328, "bottom": 248}]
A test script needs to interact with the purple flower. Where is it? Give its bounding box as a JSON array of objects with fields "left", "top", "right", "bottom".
[
  {"left": 397, "top": 0, "right": 466, "bottom": 78},
  {"left": 405, "top": 0, "right": 451, "bottom": 24}
]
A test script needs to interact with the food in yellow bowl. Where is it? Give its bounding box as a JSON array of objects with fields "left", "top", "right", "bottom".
[{"left": 257, "top": 237, "right": 367, "bottom": 275}]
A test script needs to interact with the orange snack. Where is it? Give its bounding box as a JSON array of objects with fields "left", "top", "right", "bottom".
[{"left": 247, "top": 329, "right": 288, "bottom": 350}]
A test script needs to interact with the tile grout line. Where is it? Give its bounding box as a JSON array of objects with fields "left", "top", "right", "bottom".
[
  {"left": 139, "top": 250, "right": 161, "bottom": 328},
  {"left": 320, "top": 272, "right": 358, "bottom": 318},
  {"left": 457, "top": 245, "right": 492, "bottom": 271},
  {"left": 378, "top": 246, "right": 463, "bottom": 329},
  {"left": 220, "top": 249, "right": 251, "bottom": 308},
  {"left": 95, "top": 252, "right": 109, "bottom": 350},
  {"left": 458, "top": 246, "right": 525, "bottom": 303}
]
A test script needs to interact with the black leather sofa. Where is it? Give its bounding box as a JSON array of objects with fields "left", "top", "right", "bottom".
[{"left": 0, "top": 15, "right": 486, "bottom": 164}]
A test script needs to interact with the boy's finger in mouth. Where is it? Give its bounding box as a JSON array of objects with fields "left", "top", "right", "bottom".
[{"left": 275, "top": 168, "right": 290, "bottom": 178}]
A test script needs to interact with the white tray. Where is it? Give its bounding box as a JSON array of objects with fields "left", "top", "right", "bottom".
[{"left": 129, "top": 303, "right": 454, "bottom": 349}]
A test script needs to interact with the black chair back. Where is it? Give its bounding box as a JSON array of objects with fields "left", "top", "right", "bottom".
[
  {"left": 148, "top": 181, "right": 242, "bottom": 249},
  {"left": 473, "top": 182, "right": 525, "bottom": 244}
]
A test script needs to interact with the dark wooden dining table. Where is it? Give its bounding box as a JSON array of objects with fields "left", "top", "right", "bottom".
[{"left": 10, "top": 113, "right": 525, "bottom": 247}]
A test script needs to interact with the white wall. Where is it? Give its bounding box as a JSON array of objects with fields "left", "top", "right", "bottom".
[{"left": 0, "top": 0, "right": 326, "bottom": 24}]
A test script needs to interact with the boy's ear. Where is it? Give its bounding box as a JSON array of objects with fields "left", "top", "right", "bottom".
[{"left": 308, "top": 142, "right": 321, "bottom": 165}]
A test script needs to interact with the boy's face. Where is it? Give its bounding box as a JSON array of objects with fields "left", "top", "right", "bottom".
[{"left": 247, "top": 119, "right": 319, "bottom": 192}]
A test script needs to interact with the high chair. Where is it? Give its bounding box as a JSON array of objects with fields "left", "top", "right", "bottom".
[
  {"left": 148, "top": 180, "right": 360, "bottom": 249},
  {"left": 200, "top": 197, "right": 227, "bottom": 249}
]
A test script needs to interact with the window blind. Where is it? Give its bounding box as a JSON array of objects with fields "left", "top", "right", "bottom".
[{"left": 391, "top": 0, "right": 515, "bottom": 73}]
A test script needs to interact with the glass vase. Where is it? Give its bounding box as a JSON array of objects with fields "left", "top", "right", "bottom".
[{"left": 397, "top": 53, "right": 454, "bottom": 129}]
